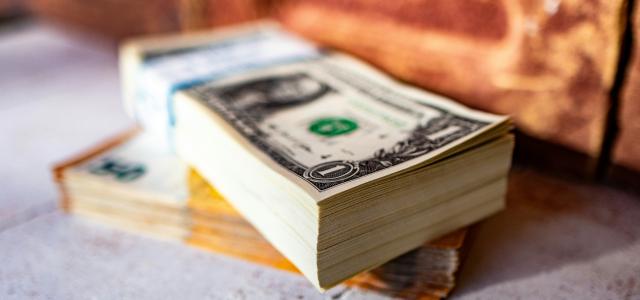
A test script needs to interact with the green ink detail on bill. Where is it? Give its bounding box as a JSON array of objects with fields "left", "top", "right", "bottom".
[
  {"left": 309, "top": 117, "right": 358, "bottom": 137},
  {"left": 89, "top": 158, "right": 146, "bottom": 182}
]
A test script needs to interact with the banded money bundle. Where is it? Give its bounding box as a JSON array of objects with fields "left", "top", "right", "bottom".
[
  {"left": 120, "top": 22, "right": 514, "bottom": 289},
  {"left": 54, "top": 132, "right": 471, "bottom": 299}
]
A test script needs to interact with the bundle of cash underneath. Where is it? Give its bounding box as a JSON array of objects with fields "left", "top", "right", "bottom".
[
  {"left": 120, "top": 21, "right": 513, "bottom": 289},
  {"left": 54, "top": 132, "right": 471, "bottom": 299}
]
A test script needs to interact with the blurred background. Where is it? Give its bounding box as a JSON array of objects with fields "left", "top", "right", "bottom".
[
  {"left": 2, "top": 0, "right": 639, "bottom": 187},
  {"left": 1, "top": 0, "right": 640, "bottom": 298}
]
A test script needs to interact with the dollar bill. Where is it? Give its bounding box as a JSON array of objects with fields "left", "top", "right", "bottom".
[{"left": 183, "top": 55, "right": 504, "bottom": 191}]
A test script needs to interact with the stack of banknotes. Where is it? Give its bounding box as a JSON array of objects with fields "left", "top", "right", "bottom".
[
  {"left": 54, "top": 21, "right": 513, "bottom": 296},
  {"left": 55, "top": 131, "right": 470, "bottom": 299}
]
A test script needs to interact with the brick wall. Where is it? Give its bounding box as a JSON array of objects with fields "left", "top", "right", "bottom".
[{"left": 25, "top": 0, "right": 640, "bottom": 186}]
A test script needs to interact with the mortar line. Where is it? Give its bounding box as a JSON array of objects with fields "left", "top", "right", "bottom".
[{"left": 596, "top": 0, "right": 636, "bottom": 179}]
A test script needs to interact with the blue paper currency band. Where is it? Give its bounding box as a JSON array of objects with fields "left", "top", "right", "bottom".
[{"left": 132, "top": 29, "right": 321, "bottom": 132}]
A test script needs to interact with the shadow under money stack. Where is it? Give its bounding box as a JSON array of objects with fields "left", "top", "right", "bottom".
[
  {"left": 54, "top": 131, "right": 473, "bottom": 299},
  {"left": 120, "top": 21, "right": 514, "bottom": 290}
]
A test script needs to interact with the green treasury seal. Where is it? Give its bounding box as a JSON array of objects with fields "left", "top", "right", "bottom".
[{"left": 309, "top": 117, "right": 358, "bottom": 137}]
